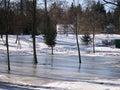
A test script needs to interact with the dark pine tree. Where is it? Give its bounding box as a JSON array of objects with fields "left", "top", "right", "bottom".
[
  {"left": 81, "top": 33, "right": 92, "bottom": 45},
  {"left": 44, "top": 15, "right": 57, "bottom": 55},
  {"left": 44, "top": 0, "right": 56, "bottom": 55}
]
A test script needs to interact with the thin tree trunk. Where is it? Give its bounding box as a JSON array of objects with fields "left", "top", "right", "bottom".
[
  {"left": 5, "top": 0, "right": 10, "bottom": 71},
  {"left": 44, "top": 0, "right": 48, "bottom": 30},
  {"left": 1, "top": 34, "right": 3, "bottom": 38},
  {"left": 1, "top": 34, "right": 5, "bottom": 44},
  {"left": 93, "top": 27, "right": 95, "bottom": 53},
  {"left": 15, "top": 35, "right": 18, "bottom": 43},
  {"left": 15, "top": 0, "right": 23, "bottom": 48},
  {"left": 32, "top": 0, "right": 37, "bottom": 64},
  {"left": 6, "top": 35, "right": 10, "bottom": 71},
  {"left": 20, "top": 0, "right": 23, "bottom": 15},
  {"left": 51, "top": 47, "right": 53, "bottom": 55},
  {"left": 118, "top": 5, "right": 120, "bottom": 31},
  {"left": 75, "top": 0, "right": 81, "bottom": 64},
  {"left": 75, "top": 22, "right": 81, "bottom": 64},
  {"left": 16, "top": 35, "right": 21, "bottom": 49}
]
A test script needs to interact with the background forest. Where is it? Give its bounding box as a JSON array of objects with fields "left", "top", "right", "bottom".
[{"left": 0, "top": 0, "right": 119, "bottom": 35}]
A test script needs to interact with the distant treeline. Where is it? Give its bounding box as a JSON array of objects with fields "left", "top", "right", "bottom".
[{"left": 0, "top": 0, "right": 119, "bottom": 35}]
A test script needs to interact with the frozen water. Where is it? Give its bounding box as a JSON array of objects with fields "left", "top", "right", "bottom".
[
  {"left": 1, "top": 55, "right": 120, "bottom": 80},
  {"left": 0, "top": 34, "right": 120, "bottom": 90}
]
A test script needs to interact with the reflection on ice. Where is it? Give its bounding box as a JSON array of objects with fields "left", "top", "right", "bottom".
[{"left": 0, "top": 55, "right": 120, "bottom": 82}]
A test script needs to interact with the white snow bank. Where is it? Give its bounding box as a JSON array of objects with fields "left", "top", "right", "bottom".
[
  {"left": 0, "top": 34, "right": 120, "bottom": 57},
  {"left": 0, "top": 74, "right": 120, "bottom": 90}
]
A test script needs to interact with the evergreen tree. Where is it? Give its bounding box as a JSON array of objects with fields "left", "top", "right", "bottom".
[
  {"left": 91, "top": 1, "right": 106, "bottom": 27},
  {"left": 114, "top": 6, "right": 119, "bottom": 32},
  {"left": 44, "top": 0, "right": 57, "bottom": 55},
  {"left": 103, "top": 0, "right": 120, "bottom": 32},
  {"left": 81, "top": 33, "right": 92, "bottom": 45},
  {"left": 106, "top": 11, "right": 114, "bottom": 25},
  {"left": 44, "top": 16, "right": 57, "bottom": 55}
]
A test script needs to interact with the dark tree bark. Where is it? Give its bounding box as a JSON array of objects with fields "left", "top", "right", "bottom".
[
  {"left": 5, "top": 0, "right": 10, "bottom": 71},
  {"left": 93, "top": 28, "right": 95, "bottom": 53},
  {"left": 32, "top": 0, "right": 37, "bottom": 64},
  {"left": 75, "top": 17, "right": 81, "bottom": 64},
  {"left": 15, "top": 0, "right": 23, "bottom": 44},
  {"left": 74, "top": 0, "right": 81, "bottom": 64},
  {"left": 51, "top": 47, "right": 53, "bottom": 55}
]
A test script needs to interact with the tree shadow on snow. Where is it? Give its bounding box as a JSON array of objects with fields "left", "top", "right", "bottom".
[
  {"left": 0, "top": 81, "right": 63, "bottom": 90},
  {"left": 85, "top": 81, "right": 120, "bottom": 87}
]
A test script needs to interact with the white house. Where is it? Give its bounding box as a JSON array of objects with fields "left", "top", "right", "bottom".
[{"left": 56, "top": 24, "right": 74, "bottom": 34}]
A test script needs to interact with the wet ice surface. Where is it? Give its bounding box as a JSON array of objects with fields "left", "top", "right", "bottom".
[
  {"left": 0, "top": 55, "right": 120, "bottom": 90},
  {"left": 1, "top": 55, "right": 120, "bottom": 79}
]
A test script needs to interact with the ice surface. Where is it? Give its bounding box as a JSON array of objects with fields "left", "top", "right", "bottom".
[{"left": 0, "top": 34, "right": 120, "bottom": 90}]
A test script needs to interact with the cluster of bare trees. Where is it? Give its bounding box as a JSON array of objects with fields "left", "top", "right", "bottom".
[
  {"left": 0, "top": 0, "right": 58, "bottom": 71},
  {"left": 0, "top": 0, "right": 119, "bottom": 34},
  {"left": 0, "top": 0, "right": 38, "bottom": 71}
]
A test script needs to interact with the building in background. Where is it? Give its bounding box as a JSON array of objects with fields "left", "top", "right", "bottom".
[{"left": 56, "top": 24, "right": 74, "bottom": 34}]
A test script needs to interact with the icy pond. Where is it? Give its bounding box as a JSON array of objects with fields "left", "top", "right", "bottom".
[{"left": 0, "top": 55, "right": 120, "bottom": 82}]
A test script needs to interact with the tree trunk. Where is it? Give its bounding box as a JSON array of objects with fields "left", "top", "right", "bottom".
[
  {"left": 44, "top": 0, "right": 48, "bottom": 31},
  {"left": 75, "top": 13, "right": 81, "bottom": 63},
  {"left": 6, "top": 35, "right": 10, "bottom": 71},
  {"left": 75, "top": 25, "right": 81, "bottom": 64},
  {"left": 51, "top": 47, "right": 53, "bottom": 55},
  {"left": 20, "top": 0, "right": 23, "bottom": 15},
  {"left": 75, "top": 0, "right": 81, "bottom": 64},
  {"left": 44, "top": 0, "right": 48, "bottom": 29},
  {"left": 1, "top": 34, "right": 5, "bottom": 44},
  {"left": 32, "top": 0, "right": 37, "bottom": 64},
  {"left": 32, "top": 35, "right": 37, "bottom": 63},
  {"left": 1, "top": 34, "right": 3, "bottom": 38},
  {"left": 93, "top": 28, "right": 95, "bottom": 53},
  {"left": 118, "top": 2, "right": 120, "bottom": 31},
  {"left": 5, "top": 0, "right": 10, "bottom": 71},
  {"left": 15, "top": 35, "right": 18, "bottom": 43}
]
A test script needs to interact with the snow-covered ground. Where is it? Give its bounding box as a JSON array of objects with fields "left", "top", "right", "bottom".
[
  {"left": 0, "top": 34, "right": 120, "bottom": 90},
  {"left": 0, "top": 34, "right": 120, "bottom": 56}
]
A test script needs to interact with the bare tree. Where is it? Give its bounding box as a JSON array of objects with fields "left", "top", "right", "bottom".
[
  {"left": 4, "top": 0, "right": 10, "bottom": 71},
  {"left": 15, "top": 0, "right": 23, "bottom": 49},
  {"left": 32, "top": 0, "right": 38, "bottom": 64},
  {"left": 74, "top": 0, "right": 81, "bottom": 64}
]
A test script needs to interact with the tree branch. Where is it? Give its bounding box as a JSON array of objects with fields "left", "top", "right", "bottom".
[
  {"left": 103, "top": 0, "right": 118, "bottom": 6},
  {"left": 0, "top": 0, "right": 3, "bottom": 6}
]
